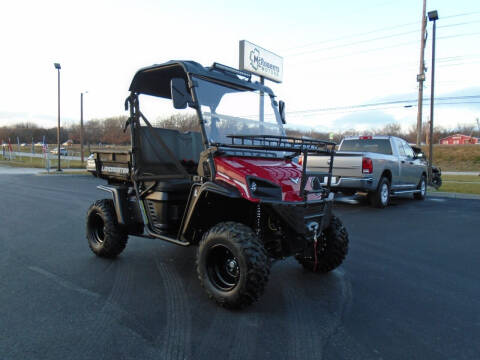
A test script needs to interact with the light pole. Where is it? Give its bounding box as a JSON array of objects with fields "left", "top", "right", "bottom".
[
  {"left": 54, "top": 62, "right": 62, "bottom": 171},
  {"left": 80, "top": 91, "right": 88, "bottom": 165},
  {"left": 428, "top": 10, "right": 439, "bottom": 184}
]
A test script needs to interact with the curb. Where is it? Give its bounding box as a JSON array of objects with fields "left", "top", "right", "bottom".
[
  {"left": 36, "top": 172, "right": 90, "bottom": 177},
  {"left": 428, "top": 191, "right": 480, "bottom": 200}
]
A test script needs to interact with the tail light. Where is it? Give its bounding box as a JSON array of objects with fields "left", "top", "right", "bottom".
[
  {"left": 362, "top": 157, "right": 373, "bottom": 174},
  {"left": 359, "top": 136, "right": 372, "bottom": 140},
  {"left": 298, "top": 154, "right": 304, "bottom": 165}
]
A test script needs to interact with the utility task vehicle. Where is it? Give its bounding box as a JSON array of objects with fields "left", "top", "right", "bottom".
[{"left": 86, "top": 61, "right": 349, "bottom": 308}]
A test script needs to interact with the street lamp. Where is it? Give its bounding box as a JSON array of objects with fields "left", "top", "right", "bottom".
[
  {"left": 427, "top": 10, "right": 439, "bottom": 184},
  {"left": 54, "top": 62, "right": 62, "bottom": 171},
  {"left": 80, "top": 91, "right": 88, "bottom": 165}
]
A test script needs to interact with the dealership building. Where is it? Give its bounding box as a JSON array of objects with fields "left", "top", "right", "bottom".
[{"left": 439, "top": 134, "right": 478, "bottom": 145}]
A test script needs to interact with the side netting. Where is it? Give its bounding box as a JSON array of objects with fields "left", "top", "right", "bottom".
[{"left": 134, "top": 126, "right": 203, "bottom": 179}]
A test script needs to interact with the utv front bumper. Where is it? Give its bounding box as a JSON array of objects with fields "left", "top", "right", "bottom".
[{"left": 266, "top": 192, "right": 334, "bottom": 236}]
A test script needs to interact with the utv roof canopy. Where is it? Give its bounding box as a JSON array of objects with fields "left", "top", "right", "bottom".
[{"left": 128, "top": 60, "right": 274, "bottom": 99}]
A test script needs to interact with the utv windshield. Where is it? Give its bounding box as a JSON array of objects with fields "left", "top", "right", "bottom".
[{"left": 193, "top": 77, "right": 285, "bottom": 145}]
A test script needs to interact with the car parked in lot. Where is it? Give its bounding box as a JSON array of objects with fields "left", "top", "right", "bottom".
[
  {"left": 305, "top": 135, "right": 428, "bottom": 208},
  {"left": 50, "top": 147, "right": 68, "bottom": 156}
]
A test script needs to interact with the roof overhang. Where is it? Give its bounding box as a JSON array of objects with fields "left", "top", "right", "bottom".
[{"left": 128, "top": 60, "right": 274, "bottom": 98}]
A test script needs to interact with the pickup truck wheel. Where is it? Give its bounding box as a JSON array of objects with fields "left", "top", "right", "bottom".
[
  {"left": 368, "top": 177, "right": 390, "bottom": 208},
  {"left": 196, "top": 222, "right": 270, "bottom": 309},
  {"left": 86, "top": 199, "right": 128, "bottom": 258},
  {"left": 414, "top": 175, "right": 427, "bottom": 200},
  {"left": 295, "top": 215, "right": 349, "bottom": 273}
]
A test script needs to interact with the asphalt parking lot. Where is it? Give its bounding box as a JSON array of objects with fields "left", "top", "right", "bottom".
[{"left": 1, "top": 172, "right": 479, "bottom": 360}]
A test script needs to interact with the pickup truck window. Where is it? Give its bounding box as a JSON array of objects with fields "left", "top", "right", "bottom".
[
  {"left": 394, "top": 138, "right": 406, "bottom": 156},
  {"left": 402, "top": 142, "right": 415, "bottom": 158},
  {"left": 339, "top": 139, "right": 393, "bottom": 155}
]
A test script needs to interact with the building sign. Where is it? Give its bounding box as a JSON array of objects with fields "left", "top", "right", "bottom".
[{"left": 239, "top": 40, "right": 283, "bottom": 83}]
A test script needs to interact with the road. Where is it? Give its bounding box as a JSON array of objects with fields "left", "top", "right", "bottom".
[{"left": 0, "top": 172, "right": 479, "bottom": 360}]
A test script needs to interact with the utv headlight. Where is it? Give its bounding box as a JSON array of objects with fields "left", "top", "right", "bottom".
[{"left": 247, "top": 177, "right": 282, "bottom": 200}]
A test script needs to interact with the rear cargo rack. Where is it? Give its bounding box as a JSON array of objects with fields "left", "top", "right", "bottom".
[{"left": 217, "top": 135, "right": 336, "bottom": 201}]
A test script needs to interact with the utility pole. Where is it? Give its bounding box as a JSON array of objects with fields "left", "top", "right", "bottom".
[
  {"left": 80, "top": 92, "right": 87, "bottom": 165},
  {"left": 415, "top": 0, "right": 427, "bottom": 147}
]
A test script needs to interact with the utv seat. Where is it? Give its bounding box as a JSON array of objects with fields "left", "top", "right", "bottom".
[{"left": 154, "top": 179, "right": 192, "bottom": 193}]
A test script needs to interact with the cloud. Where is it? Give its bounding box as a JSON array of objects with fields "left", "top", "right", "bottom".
[
  {"left": 332, "top": 110, "right": 397, "bottom": 131},
  {"left": 0, "top": 111, "right": 75, "bottom": 128}
]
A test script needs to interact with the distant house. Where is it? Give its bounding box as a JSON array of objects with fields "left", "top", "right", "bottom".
[{"left": 439, "top": 134, "right": 478, "bottom": 145}]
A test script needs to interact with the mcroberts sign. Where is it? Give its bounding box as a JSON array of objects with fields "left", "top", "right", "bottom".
[{"left": 239, "top": 40, "right": 283, "bottom": 83}]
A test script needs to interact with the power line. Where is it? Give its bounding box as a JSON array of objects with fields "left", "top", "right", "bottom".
[
  {"left": 437, "top": 31, "right": 480, "bottom": 40},
  {"left": 287, "top": 24, "right": 480, "bottom": 59},
  {"left": 286, "top": 29, "right": 419, "bottom": 58},
  {"left": 442, "top": 11, "right": 480, "bottom": 19},
  {"left": 287, "top": 101, "right": 480, "bottom": 118},
  {"left": 286, "top": 95, "right": 480, "bottom": 116},
  {"left": 282, "top": 21, "right": 419, "bottom": 54},
  {"left": 282, "top": 12, "right": 480, "bottom": 57},
  {"left": 292, "top": 39, "right": 417, "bottom": 65}
]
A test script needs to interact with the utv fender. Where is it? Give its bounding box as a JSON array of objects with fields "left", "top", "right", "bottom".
[
  {"left": 97, "top": 185, "right": 128, "bottom": 225},
  {"left": 180, "top": 181, "right": 244, "bottom": 242},
  {"left": 198, "top": 181, "right": 242, "bottom": 199}
]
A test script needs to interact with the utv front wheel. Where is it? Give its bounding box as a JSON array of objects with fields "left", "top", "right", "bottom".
[
  {"left": 196, "top": 222, "right": 270, "bottom": 309},
  {"left": 86, "top": 199, "right": 128, "bottom": 258},
  {"left": 296, "top": 215, "right": 349, "bottom": 273}
]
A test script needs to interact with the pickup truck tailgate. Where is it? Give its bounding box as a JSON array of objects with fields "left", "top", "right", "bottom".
[{"left": 308, "top": 152, "right": 364, "bottom": 178}]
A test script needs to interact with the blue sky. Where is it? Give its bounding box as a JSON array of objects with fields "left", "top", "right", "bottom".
[{"left": 1, "top": 0, "right": 479, "bottom": 132}]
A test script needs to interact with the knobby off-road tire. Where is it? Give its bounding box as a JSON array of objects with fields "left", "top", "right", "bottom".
[
  {"left": 368, "top": 176, "right": 390, "bottom": 208},
  {"left": 86, "top": 199, "right": 128, "bottom": 258},
  {"left": 196, "top": 222, "right": 270, "bottom": 309},
  {"left": 414, "top": 175, "right": 427, "bottom": 200},
  {"left": 296, "top": 215, "right": 349, "bottom": 273}
]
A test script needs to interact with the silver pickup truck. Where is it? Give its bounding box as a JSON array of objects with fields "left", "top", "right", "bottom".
[{"left": 305, "top": 135, "right": 428, "bottom": 208}]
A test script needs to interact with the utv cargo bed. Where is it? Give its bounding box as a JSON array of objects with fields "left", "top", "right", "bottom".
[{"left": 87, "top": 150, "right": 132, "bottom": 180}]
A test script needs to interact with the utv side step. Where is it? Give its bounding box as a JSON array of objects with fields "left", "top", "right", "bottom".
[{"left": 141, "top": 227, "right": 190, "bottom": 247}]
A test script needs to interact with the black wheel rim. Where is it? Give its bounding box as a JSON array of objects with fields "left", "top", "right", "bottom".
[
  {"left": 206, "top": 244, "right": 240, "bottom": 291},
  {"left": 89, "top": 212, "right": 105, "bottom": 244}
]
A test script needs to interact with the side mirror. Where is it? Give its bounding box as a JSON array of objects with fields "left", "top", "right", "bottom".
[
  {"left": 279, "top": 100, "right": 286, "bottom": 124},
  {"left": 171, "top": 78, "right": 190, "bottom": 109}
]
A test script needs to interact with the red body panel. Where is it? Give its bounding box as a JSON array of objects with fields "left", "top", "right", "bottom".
[{"left": 214, "top": 156, "right": 313, "bottom": 202}]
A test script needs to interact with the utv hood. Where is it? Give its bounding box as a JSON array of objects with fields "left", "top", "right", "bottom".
[{"left": 214, "top": 156, "right": 308, "bottom": 202}]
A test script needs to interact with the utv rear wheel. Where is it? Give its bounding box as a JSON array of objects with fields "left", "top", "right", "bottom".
[
  {"left": 414, "top": 175, "right": 427, "bottom": 200},
  {"left": 197, "top": 222, "right": 270, "bottom": 309},
  {"left": 86, "top": 199, "right": 128, "bottom": 258},
  {"left": 368, "top": 177, "right": 390, "bottom": 208},
  {"left": 296, "top": 215, "right": 349, "bottom": 273}
]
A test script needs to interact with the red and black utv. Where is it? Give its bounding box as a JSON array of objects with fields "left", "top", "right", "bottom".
[{"left": 86, "top": 61, "right": 349, "bottom": 309}]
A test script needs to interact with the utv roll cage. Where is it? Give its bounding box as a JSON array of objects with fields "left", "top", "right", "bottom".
[{"left": 125, "top": 60, "right": 336, "bottom": 198}]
